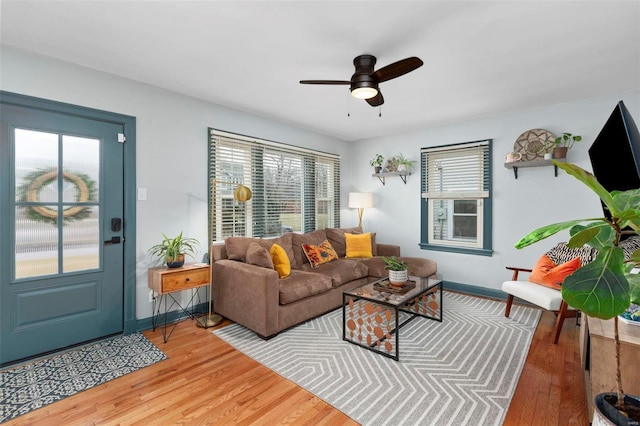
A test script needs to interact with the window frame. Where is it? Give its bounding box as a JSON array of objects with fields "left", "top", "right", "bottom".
[
  {"left": 208, "top": 129, "right": 340, "bottom": 242},
  {"left": 420, "top": 139, "right": 493, "bottom": 256}
]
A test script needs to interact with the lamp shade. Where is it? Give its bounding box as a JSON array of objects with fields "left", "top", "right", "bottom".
[{"left": 348, "top": 192, "right": 373, "bottom": 209}]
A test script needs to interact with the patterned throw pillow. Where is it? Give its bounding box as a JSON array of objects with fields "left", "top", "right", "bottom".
[
  {"left": 620, "top": 235, "right": 640, "bottom": 260},
  {"left": 529, "top": 254, "right": 581, "bottom": 289},
  {"left": 302, "top": 240, "right": 338, "bottom": 267},
  {"left": 546, "top": 243, "right": 597, "bottom": 266},
  {"left": 345, "top": 232, "right": 373, "bottom": 258}
]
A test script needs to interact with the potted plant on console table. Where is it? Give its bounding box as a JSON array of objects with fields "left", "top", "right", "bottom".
[
  {"left": 149, "top": 231, "right": 200, "bottom": 268},
  {"left": 515, "top": 161, "right": 640, "bottom": 425}
]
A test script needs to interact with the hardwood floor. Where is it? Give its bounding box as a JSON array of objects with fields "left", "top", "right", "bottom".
[{"left": 4, "top": 305, "right": 589, "bottom": 425}]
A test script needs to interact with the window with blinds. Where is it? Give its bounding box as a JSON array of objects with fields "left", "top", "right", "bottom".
[
  {"left": 420, "top": 140, "right": 492, "bottom": 254},
  {"left": 208, "top": 129, "right": 340, "bottom": 242}
]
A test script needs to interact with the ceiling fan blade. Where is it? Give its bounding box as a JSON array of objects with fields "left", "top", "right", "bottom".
[
  {"left": 299, "top": 80, "right": 351, "bottom": 85},
  {"left": 366, "top": 91, "right": 384, "bottom": 107},
  {"left": 372, "top": 57, "right": 423, "bottom": 83}
]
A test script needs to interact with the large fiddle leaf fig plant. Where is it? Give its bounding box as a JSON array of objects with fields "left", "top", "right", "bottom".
[{"left": 515, "top": 161, "right": 640, "bottom": 413}]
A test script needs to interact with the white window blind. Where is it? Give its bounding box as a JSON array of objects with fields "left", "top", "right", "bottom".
[
  {"left": 422, "top": 141, "right": 490, "bottom": 199},
  {"left": 209, "top": 129, "right": 340, "bottom": 242}
]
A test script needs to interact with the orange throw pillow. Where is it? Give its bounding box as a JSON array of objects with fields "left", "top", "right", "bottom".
[{"left": 528, "top": 254, "right": 581, "bottom": 288}]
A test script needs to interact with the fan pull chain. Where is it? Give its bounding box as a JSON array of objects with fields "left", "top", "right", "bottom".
[
  {"left": 347, "top": 88, "right": 351, "bottom": 117},
  {"left": 379, "top": 106, "right": 382, "bottom": 117}
]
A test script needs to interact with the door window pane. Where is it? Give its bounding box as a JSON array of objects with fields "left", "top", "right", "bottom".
[
  {"left": 63, "top": 207, "right": 100, "bottom": 273},
  {"left": 62, "top": 135, "right": 99, "bottom": 202},
  {"left": 15, "top": 129, "right": 58, "bottom": 202},
  {"left": 15, "top": 206, "right": 59, "bottom": 278}
]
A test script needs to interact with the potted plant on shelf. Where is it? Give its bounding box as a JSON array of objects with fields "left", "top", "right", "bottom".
[
  {"left": 149, "top": 231, "right": 200, "bottom": 268},
  {"left": 548, "top": 132, "right": 582, "bottom": 159},
  {"left": 515, "top": 161, "right": 640, "bottom": 425},
  {"left": 396, "top": 153, "right": 417, "bottom": 173},
  {"left": 370, "top": 154, "right": 384, "bottom": 174},
  {"left": 382, "top": 256, "right": 409, "bottom": 287}
]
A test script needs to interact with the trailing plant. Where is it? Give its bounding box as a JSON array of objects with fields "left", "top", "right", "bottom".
[
  {"left": 382, "top": 256, "right": 409, "bottom": 271},
  {"left": 515, "top": 161, "right": 640, "bottom": 415},
  {"left": 148, "top": 231, "right": 200, "bottom": 265},
  {"left": 551, "top": 132, "right": 583, "bottom": 149}
]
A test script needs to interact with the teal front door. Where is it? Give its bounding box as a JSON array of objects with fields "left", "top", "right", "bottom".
[{"left": 0, "top": 103, "right": 125, "bottom": 365}]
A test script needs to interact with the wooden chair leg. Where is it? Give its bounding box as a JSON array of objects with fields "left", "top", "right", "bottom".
[
  {"left": 552, "top": 300, "right": 570, "bottom": 344},
  {"left": 505, "top": 294, "right": 514, "bottom": 318}
]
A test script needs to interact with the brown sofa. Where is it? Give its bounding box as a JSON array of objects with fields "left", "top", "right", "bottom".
[{"left": 211, "top": 227, "right": 437, "bottom": 338}]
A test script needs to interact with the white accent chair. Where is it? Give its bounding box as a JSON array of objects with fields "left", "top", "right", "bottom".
[{"left": 502, "top": 266, "right": 577, "bottom": 344}]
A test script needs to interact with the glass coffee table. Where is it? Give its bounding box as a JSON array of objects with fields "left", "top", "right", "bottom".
[{"left": 342, "top": 276, "right": 443, "bottom": 361}]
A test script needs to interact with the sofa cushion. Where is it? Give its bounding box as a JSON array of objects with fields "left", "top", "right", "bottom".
[
  {"left": 264, "top": 233, "right": 295, "bottom": 267},
  {"left": 302, "top": 239, "right": 338, "bottom": 267},
  {"left": 279, "top": 270, "right": 332, "bottom": 304},
  {"left": 246, "top": 242, "right": 274, "bottom": 269},
  {"left": 292, "top": 229, "right": 327, "bottom": 269},
  {"left": 345, "top": 232, "right": 373, "bottom": 258},
  {"left": 225, "top": 237, "right": 258, "bottom": 262},
  {"left": 270, "top": 243, "right": 291, "bottom": 279},
  {"left": 358, "top": 257, "right": 388, "bottom": 278},
  {"left": 300, "top": 258, "right": 368, "bottom": 288},
  {"left": 224, "top": 234, "right": 294, "bottom": 265}
]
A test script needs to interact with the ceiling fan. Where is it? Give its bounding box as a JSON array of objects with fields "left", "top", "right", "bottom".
[{"left": 299, "top": 54, "right": 423, "bottom": 107}]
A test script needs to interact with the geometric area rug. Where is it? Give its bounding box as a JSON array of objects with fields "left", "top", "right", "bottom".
[
  {"left": 0, "top": 333, "right": 167, "bottom": 423},
  {"left": 214, "top": 292, "right": 541, "bottom": 426}
]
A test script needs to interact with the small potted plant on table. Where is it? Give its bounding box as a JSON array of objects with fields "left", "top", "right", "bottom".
[
  {"left": 382, "top": 256, "right": 409, "bottom": 287},
  {"left": 149, "top": 231, "right": 200, "bottom": 268}
]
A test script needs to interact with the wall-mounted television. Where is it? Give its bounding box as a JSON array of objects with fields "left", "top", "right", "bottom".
[{"left": 588, "top": 101, "right": 640, "bottom": 212}]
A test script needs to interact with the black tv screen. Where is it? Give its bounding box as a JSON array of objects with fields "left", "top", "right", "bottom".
[{"left": 588, "top": 100, "right": 640, "bottom": 199}]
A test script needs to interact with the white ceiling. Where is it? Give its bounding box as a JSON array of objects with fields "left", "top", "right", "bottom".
[{"left": 1, "top": 1, "right": 639, "bottom": 141}]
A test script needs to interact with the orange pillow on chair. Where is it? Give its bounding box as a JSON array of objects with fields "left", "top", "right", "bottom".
[{"left": 528, "top": 254, "right": 581, "bottom": 288}]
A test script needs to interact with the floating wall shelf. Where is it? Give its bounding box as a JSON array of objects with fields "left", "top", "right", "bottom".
[
  {"left": 372, "top": 171, "right": 411, "bottom": 185},
  {"left": 504, "top": 158, "right": 566, "bottom": 179}
]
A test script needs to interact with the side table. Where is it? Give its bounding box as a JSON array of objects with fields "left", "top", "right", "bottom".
[{"left": 148, "top": 263, "right": 209, "bottom": 342}]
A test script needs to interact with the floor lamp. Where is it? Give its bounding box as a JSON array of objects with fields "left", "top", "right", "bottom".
[
  {"left": 198, "top": 179, "right": 252, "bottom": 328},
  {"left": 348, "top": 192, "right": 373, "bottom": 229}
]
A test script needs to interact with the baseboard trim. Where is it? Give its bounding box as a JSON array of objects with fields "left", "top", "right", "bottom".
[{"left": 443, "top": 280, "right": 507, "bottom": 300}]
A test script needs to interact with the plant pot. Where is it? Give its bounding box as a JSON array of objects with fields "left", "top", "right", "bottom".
[
  {"left": 374, "top": 166, "right": 382, "bottom": 174},
  {"left": 166, "top": 254, "right": 185, "bottom": 268},
  {"left": 388, "top": 270, "right": 408, "bottom": 286},
  {"left": 553, "top": 147, "right": 568, "bottom": 159},
  {"left": 593, "top": 393, "right": 640, "bottom": 425}
]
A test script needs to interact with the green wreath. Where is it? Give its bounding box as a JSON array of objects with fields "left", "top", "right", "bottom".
[{"left": 17, "top": 168, "right": 97, "bottom": 225}]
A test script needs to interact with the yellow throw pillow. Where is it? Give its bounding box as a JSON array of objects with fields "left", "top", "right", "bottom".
[
  {"left": 345, "top": 233, "right": 373, "bottom": 258},
  {"left": 270, "top": 243, "right": 291, "bottom": 278}
]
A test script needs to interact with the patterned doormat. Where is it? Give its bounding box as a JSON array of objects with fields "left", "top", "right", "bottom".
[
  {"left": 214, "top": 292, "right": 540, "bottom": 426},
  {"left": 0, "top": 333, "right": 167, "bottom": 422}
]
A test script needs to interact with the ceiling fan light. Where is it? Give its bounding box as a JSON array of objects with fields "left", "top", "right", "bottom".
[{"left": 351, "top": 87, "right": 378, "bottom": 100}]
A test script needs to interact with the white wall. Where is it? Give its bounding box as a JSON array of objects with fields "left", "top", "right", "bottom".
[
  {"left": 348, "top": 91, "right": 640, "bottom": 292},
  {"left": 0, "top": 46, "right": 351, "bottom": 319},
  {"left": 3, "top": 45, "right": 639, "bottom": 317}
]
